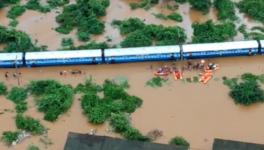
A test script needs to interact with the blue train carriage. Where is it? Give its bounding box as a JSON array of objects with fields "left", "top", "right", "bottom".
[
  {"left": 0, "top": 52, "right": 23, "bottom": 68},
  {"left": 104, "top": 46, "right": 181, "bottom": 63},
  {"left": 260, "top": 40, "right": 264, "bottom": 54},
  {"left": 25, "top": 50, "right": 102, "bottom": 67},
  {"left": 182, "top": 40, "right": 259, "bottom": 59}
]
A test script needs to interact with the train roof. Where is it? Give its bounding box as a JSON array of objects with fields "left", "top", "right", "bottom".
[
  {"left": 182, "top": 41, "right": 259, "bottom": 52},
  {"left": 25, "top": 50, "right": 102, "bottom": 60},
  {"left": 0, "top": 53, "right": 23, "bottom": 61},
  {"left": 105, "top": 46, "right": 180, "bottom": 57},
  {"left": 260, "top": 40, "right": 264, "bottom": 48}
]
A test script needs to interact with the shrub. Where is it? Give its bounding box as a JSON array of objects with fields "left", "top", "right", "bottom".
[
  {"left": 25, "top": 0, "right": 50, "bottom": 13},
  {"left": 189, "top": 0, "right": 211, "bottom": 14},
  {"left": 28, "top": 80, "right": 74, "bottom": 121},
  {"left": 47, "top": 0, "right": 69, "bottom": 8},
  {"left": 27, "top": 145, "right": 39, "bottom": 150},
  {"left": 61, "top": 38, "right": 73, "bottom": 48},
  {"left": 86, "top": 104, "right": 110, "bottom": 124},
  {"left": 103, "top": 79, "right": 128, "bottom": 100},
  {"left": 123, "top": 127, "right": 149, "bottom": 141},
  {"left": 0, "top": 82, "right": 7, "bottom": 95},
  {"left": 110, "top": 113, "right": 130, "bottom": 133},
  {"left": 238, "top": 0, "right": 264, "bottom": 23},
  {"left": 1, "top": 131, "right": 19, "bottom": 146},
  {"left": 7, "top": 5, "right": 26, "bottom": 19},
  {"left": 121, "top": 30, "right": 152, "bottom": 47},
  {"left": 55, "top": 0, "right": 109, "bottom": 41},
  {"left": 15, "top": 101, "right": 28, "bottom": 113},
  {"left": 174, "top": 0, "right": 187, "bottom": 4},
  {"left": 169, "top": 136, "right": 190, "bottom": 148},
  {"left": 192, "top": 20, "right": 237, "bottom": 43},
  {"left": 7, "top": 87, "right": 27, "bottom": 103},
  {"left": 167, "top": 12, "right": 183, "bottom": 22},
  {"left": 146, "top": 77, "right": 167, "bottom": 87},
  {"left": 72, "top": 41, "right": 108, "bottom": 50},
  {"left": 129, "top": 0, "right": 159, "bottom": 10},
  {"left": 214, "top": 0, "right": 236, "bottom": 21},
  {"left": 15, "top": 114, "right": 45, "bottom": 135},
  {"left": 75, "top": 78, "right": 102, "bottom": 94},
  {"left": 113, "top": 18, "right": 145, "bottom": 35}
]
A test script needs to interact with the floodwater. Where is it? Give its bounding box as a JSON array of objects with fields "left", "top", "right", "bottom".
[
  {"left": 0, "top": 56, "right": 264, "bottom": 150},
  {"left": 1, "top": 0, "right": 263, "bottom": 50}
]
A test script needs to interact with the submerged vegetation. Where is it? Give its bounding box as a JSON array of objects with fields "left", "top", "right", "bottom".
[
  {"left": 146, "top": 77, "right": 167, "bottom": 87},
  {"left": 238, "top": 0, "right": 264, "bottom": 23},
  {"left": 113, "top": 18, "right": 186, "bottom": 47},
  {"left": 129, "top": 0, "right": 159, "bottom": 10},
  {"left": 169, "top": 136, "right": 190, "bottom": 148},
  {"left": 27, "top": 80, "right": 74, "bottom": 121},
  {"left": 223, "top": 73, "right": 264, "bottom": 106},
  {"left": 25, "top": 0, "right": 50, "bottom": 13},
  {"left": 0, "top": 25, "right": 45, "bottom": 52},
  {"left": 214, "top": 0, "right": 236, "bottom": 21},
  {"left": 76, "top": 78, "right": 147, "bottom": 141},
  {"left": 7, "top": 87, "right": 28, "bottom": 113},
  {"left": 192, "top": 20, "right": 237, "bottom": 43},
  {"left": 189, "top": 0, "right": 211, "bottom": 14},
  {"left": 0, "top": 82, "right": 8, "bottom": 95},
  {"left": 1, "top": 131, "right": 20, "bottom": 146},
  {"left": 15, "top": 114, "right": 45, "bottom": 135},
  {"left": 55, "top": 0, "right": 109, "bottom": 41}
]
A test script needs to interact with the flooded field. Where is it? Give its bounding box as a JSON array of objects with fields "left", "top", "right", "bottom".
[
  {"left": 0, "top": 56, "right": 264, "bottom": 150},
  {"left": 1, "top": 0, "right": 263, "bottom": 49}
]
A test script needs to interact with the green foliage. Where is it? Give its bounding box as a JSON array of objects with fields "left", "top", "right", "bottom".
[
  {"left": 146, "top": 77, "right": 167, "bottom": 87},
  {"left": 174, "top": 0, "right": 187, "bottom": 4},
  {"left": 9, "top": 19, "right": 18, "bottom": 27},
  {"left": 55, "top": 0, "right": 109, "bottom": 41},
  {"left": 214, "top": 0, "right": 236, "bottom": 21},
  {"left": 27, "top": 145, "right": 40, "bottom": 150},
  {"left": 61, "top": 38, "right": 73, "bottom": 48},
  {"left": 47, "top": 0, "right": 69, "bottom": 8},
  {"left": 0, "top": 25, "right": 44, "bottom": 52},
  {"left": 129, "top": 0, "right": 159, "bottom": 10},
  {"left": 15, "top": 101, "right": 27, "bottom": 113},
  {"left": 15, "top": 114, "right": 45, "bottom": 135},
  {"left": 169, "top": 136, "right": 190, "bottom": 148},
  {"left": 0, "top": 82, "right": 7, "bottom": 95},
  {"left": 75, "top": 78, "right": 102, "bottom": 94},
  {"left": 152, "top": 13, "right": 168, "bottom": 20},
  {"left": 25, "top": 0, "right": 50, "bottom": 13},
  {"left": 238, "top": 24, "right": 249, "bottom": 39},
  {"left": 192, "top": 20, "right": 237, "bottom": 43},
  {"left": 0, "top": 0, "right": 20, "bottom": 9},
  {"left": 115, "top": 18, "right": 186, "bottom": 47},
  {"left": 7, "top": 87, "right": 27, "bottom": 103},
  {"left": 224, "top": 73, "right": 264, "bottom": 106},
  {"left": 189, "top": 0, "right": 211, "bottom": 14},
  {"left": 167, "top": 12, "right": 183, "bottom": 22},
  {"left": 1, "top": 131, "right": 19, "bottom": 146},
  {"left": 7, "top": 5, "right": 26, "bottom": 19},
  {"left": 238, "top": 0, "right": 264, "bottom": 22},
  {"left": 72, "top": 41, "right": 108, "bottom": 50},
  {"left": 28, "top": 80, "right": 74, "bottom": 121}
]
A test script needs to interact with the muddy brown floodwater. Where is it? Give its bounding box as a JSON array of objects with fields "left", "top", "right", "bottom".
[{"left": 0, "top": 56, "right": 264, "bottom": 150}]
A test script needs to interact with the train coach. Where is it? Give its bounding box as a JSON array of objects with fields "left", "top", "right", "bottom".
[
  {"left": 25, "top": 50, "right": 102, "bottom": 67},
  {"left": 0, "top": 53, "right": 23, "bottom": 68},
  {"left": 104, "top": 46, "right": 181, "bottom": 64},
  {"left": 182, "top": 40, "right": 260, "bottom": 60},
  {"left": 261, "top": 40, "right": 264, "bottom": 54}
]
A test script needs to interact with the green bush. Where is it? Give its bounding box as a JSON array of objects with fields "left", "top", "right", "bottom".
[
  {"left": 103, "top": 79, "right": 128, "bottom": 100},
  {"left": 75, "top": 78, "right": 102, "bottom": 94},
  {"left": 192, "top": 20, "right": 237, "bottom": 43},
  {"left": 123, "top": 127, "right": 149, "bottom": 141},
  {"left": 86, "top": 104, "right": 110, "bottom": 124},
  {"left": 121, "top": 30, "right": 152, "bottom": 47},
  {"left": 146, "top": 77, "right": 167, "bottom": 87},
  {"left": 15, "top": 101, "right": 28, "bottom": 113},
  {"left": 214, "top": 0, "right": 236, "bottom": 21},
  {"left": 189, "top": 0, "right": 211, "bottom": 14},
  {"left": 72, "top": 41, "right": 108, "bottom": 50},
  {"left": 0, "top": 25, "right": 44, "bottom": 52},
  {"left": 55, "top": 0, "right": 109, "bottom": 41},
  {"left": 169, "top": 136, "right": 190, "bottom": 148},
  {"left": 1, "top": 0, "right": 20, "bottom": 9},
  {"left": 110, "top": 113, "right": 130, "bottom": 132},
  {"left": 167, "top": 12, "right": 183, "bottom": 22},
  {"left": 27, "top": 145, "right": 39, "bottom": 150},
  {"left": 7, "top": 5, "right": 26, "bottom": 19},
  {"left": 47, "top": 0, "right": 69, "bottom": 8},
  {"left": 0, "top": 82, "right": 7, "bottom": 95},
  {"left": 61, "top": 38, "right": 73, "bottom": 48},
  {"left": 15, "top": 114, "right": 45, "bottom": 135},
  {"left": 7, "top": 87, "right": 27, "bottom": 103},
  {"left": 113, "top": 18, "right": 145, "bottom": 35},
  {"left": 129, "top": 0, "right": 159, "bottom": 10},
  {"left": 25, "top": 0, "right": 50, "bottom": 13},
  {"left": 238, "top": 0, "right": 264, "bottom": 22},
  {"left": 28, "top": 80, "right": 74, "bottom": 121},
  {"left": 174, "top": 0, "right": 187, "bottom": 4},
  {"left": 1, "top": 131, "right": 19, "bottom": 146}
]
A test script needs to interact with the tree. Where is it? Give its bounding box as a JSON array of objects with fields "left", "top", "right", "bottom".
[
  {"left": 238, "top": 0, "right": 264, "bottom": 23},
  {"left": 189, "top": 0, "right": 211, "bottom": 14}
]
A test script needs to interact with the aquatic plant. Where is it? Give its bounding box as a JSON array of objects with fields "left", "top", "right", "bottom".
[
  {"left": 0, "top": 82, "right": 7, "bottom": 95},
  {"left": 27, "top": 80, "right": 74, "bottom": 121},
  {"left": 189, "top": 0, "right": 211, "bottom": 14},
  {"left": 1, "top": 131, "right": 19, "bottom": 146},
  {"left": 238, "top": 0, "right": 264, "bottom": 23},
  {"left": 114, "top": 18, "right": 186, "bottom": 47},
  {"left": 192, "top": 20, "right": 237, "bottom": 43},
  {"left": 146, "top": 77, "right": 167, "bottom": 87},
  {"left": 214, "top": 0, "right": 236, "bottom": 21},
  {"left": 169, "top": 136, "right": 190, "bottom": 148},
  {"left": 15, "top": 114, "right": 45, "bottom": 135},
  {"left": 55, "top": 0, "right": 109, "bottom": 41}
]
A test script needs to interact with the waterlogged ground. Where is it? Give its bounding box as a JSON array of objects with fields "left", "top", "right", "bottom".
[
  {"left": 0, "top": 56, "right": 264, "bottom": 150},
  {"left": 0, "top": 0, "right": 263, "bottom": 49}
]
